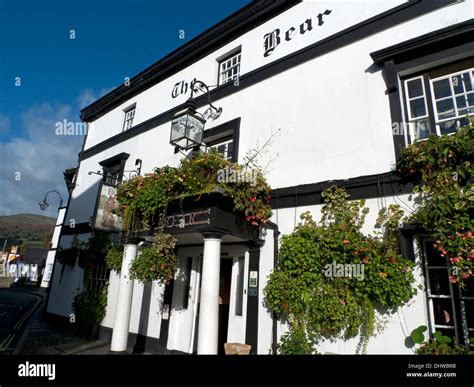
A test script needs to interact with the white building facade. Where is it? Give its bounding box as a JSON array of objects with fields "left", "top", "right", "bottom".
[{"left": 47, "top": 0, "right": 474, "bottom": 354}]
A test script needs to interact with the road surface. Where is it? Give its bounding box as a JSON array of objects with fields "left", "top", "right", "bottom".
[{"left": 0, "top": 288, "right": 41, "bottom": 354}]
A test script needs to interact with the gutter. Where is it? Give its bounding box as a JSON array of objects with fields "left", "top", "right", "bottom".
[{"left": 264, "top": 220, "right": 280, "bottom": 355}]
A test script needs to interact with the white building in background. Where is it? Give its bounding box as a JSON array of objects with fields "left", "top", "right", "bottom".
[{"left": 47, "top": 0, "right": 474, "bottom": 354}]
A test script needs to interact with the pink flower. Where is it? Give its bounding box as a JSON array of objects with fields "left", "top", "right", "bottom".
[
  {"left": 251, "top": 221, "right": 258, "bottom": 226},
  {"left": 339, "top": 299, "right": 346, "bottom": 305},
  {"left": 343, "top": 239, "right": 350, "bottom": 245},
  {"left": 250, "top": 197, "right": 257, "bottom": 202}
]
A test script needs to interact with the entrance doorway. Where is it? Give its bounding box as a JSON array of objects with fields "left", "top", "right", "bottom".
[{"left": 218, "top": 258, "right": 232, "bottom": 354}]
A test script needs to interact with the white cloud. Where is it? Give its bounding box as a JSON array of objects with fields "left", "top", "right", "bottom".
[
  {"left": 76, "top": 87, "right": 113, "bottom": 110},
  {"left": 0, "top": 88, "right": 108, "bottom": 217}
]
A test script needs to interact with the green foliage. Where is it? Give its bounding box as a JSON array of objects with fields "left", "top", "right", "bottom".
[
  {"left": 279, "top": 318, "right": 317, "bottom": 355},
  {"left": 73, "top": 285, "right": 108, "bottom": 338},
  {"left": 79, "top": 231, "right": 111, "bottom": 271},
  {"left": 116, "top": 151, "right": 272, "bottom": 232},
  {"left": 410, "top": 325, "right": 427, "bottom": 344},
  {"left": 264, "top": 186, "right": 418, "bottom": 354},
  {"left": 105, "top": 245, "right": 124, "bottom": 273},
  {"left": 397, "top": 123, "right": 474, "bottom": 286},
  {"left": 130, "top": 233, "right": 177, "bottom": 284},
  {"left": 175, "top": 149, "right": 229, "bottom": 196},
  {"left": 409, "top": 325, "right": 473, "bottom": 355}
]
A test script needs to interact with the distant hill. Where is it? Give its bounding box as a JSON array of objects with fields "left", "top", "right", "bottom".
[{"left": 0, "top": 213, "right": 56, "bottom": 248}]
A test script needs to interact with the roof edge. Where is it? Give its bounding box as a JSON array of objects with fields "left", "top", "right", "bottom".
[{"left": 80, "top": 0, "right": 301, "bottom": 122}]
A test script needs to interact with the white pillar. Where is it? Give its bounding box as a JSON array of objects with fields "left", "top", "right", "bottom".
[
  {"left": 197, "top": 234, "right": 222, "bottom": 354},
  {"left": 110, "top": 243, "right": 137, "bottom": 352}
]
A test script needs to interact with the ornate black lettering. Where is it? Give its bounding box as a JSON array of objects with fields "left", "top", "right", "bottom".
[
  {"left": 317, "top": 9, "right": 332, "bottom": 26},
  {"left": 285, "top": 27, "right": 296, "bottom": 41},
  {"left": 299, "top": 19, "right": 313, "bottom": 34},
  {"left": 263, "top": 29, "right": 281, "bottom": 57}
]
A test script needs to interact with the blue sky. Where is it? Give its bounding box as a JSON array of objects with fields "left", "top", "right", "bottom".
[{"left": 0, "top": 0, "right": 251, "bottom": 217}]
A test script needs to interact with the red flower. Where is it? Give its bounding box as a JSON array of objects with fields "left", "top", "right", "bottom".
[
  {"left": 251, "top": 221, "right": 258, "bottom": 226},
  {"left": 343, "top": 239, "right": 350, "bottom": 245},
  {"left": 250, "top": 197, "right": 257, "bottom": 202}
]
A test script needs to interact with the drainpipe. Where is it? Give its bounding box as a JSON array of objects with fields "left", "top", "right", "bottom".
[{"left": 264, "top": 220, "right": 280, "bottom": 355}]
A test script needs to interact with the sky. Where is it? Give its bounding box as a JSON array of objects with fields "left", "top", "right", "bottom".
[{"left": 0, "top": 0, "right": 251, "bottom": 218}]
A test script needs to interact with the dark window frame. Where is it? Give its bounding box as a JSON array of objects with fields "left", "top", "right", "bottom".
[
  {"left": 122, "top": 104, "right": 136, "bottom": 132},
  {"left": 202, "top": 118, "right": 240, "bottom": 163},
  {"left": 99, "top": 152, "right": 130, "bottom": 187},
  {"left": 419, "top": 235, "right": 473, "bottom": 347}
]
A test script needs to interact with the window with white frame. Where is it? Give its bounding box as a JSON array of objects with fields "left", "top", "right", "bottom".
[
  {"left": 218, "top": 50, "right": 241, "bottom": 85},
  {"left": 403, "top": 66, "right": 473, "bottom": 140},
  {"left": 404, "top": 77, "right": 431, "bottom": 140},
  {"left": 430, "top": 69, "right": 473, "bottom": 135},
  {"left": 123, "top": 105, "right": 136, "bottom": 131},
  {"left": 207, "top": 137, "right": 234, "bottom": 161}
]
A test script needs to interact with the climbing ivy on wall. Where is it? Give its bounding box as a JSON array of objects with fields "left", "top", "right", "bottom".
[
  {"left": 264, "top": 187, "right": 418, "bottom": 354},
  {"left": 397, "top": 122, "right": 473, "bottom": 286}
]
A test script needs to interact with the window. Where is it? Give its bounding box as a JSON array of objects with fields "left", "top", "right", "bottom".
[
  {"left": 87, "top": 253, "right": 110, "bottom": 292},
  {"left": 207, "top": 137, "right": 234, "bottom": 161},
  {"left": 123, "top": 105, "right": 136, "bottom": 131},
  {"left": 403, "top": 67, "right": 473, "bottom": 140},
  {"left": 404, "top": 77, "right": 431, "bottom": 140},
  {"left": 430, "top": 70, "right": 473, "bottom": 135},
  {"left": 234, "top": 257, "right": 245, "bottom": 316},
  {"left": 202, "top": 118, "right": 240, "bottom": 162},
  {"left": 422, "top": 238, "right": 473, "bottom": 346},
  {"left": 99, "top": 153, "right": 130, "bottom": 187},
  {"left": 218, "top": 50, "right": 241, "bottom": 85}
]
